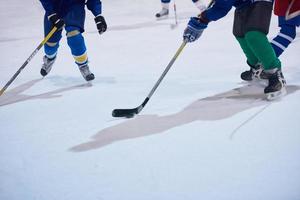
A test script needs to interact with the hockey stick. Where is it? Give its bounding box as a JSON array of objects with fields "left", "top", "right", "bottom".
[
  {"left": 170, "top": 0, "right": 178, "bottom": 29},
  {"left": 0, "top": 26, "right": 58, "bottom": 96},
  {"left": 112, "top": 40, "right": 187, "bottom": 118},
  {"left": 208, "top": 0, "right": 215, "bottom": 8}
]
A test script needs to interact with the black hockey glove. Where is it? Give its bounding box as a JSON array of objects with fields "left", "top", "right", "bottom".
[
  {"left": 94, "top": 15, "right": 107, "bottom": 35},
  {"left": 48, "top": 13, "right": 65, "bottom": 30}
]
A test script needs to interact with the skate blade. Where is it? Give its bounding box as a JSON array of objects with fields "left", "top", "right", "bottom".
[
  {"left": 86, "top": 81, "right": 93, "bottom": 86},
  {"left": 266, "top": 87, "right": 287, "bottom": 101},
  {"left": 156, "top": 15, "right": 169, "bottom": 20}
]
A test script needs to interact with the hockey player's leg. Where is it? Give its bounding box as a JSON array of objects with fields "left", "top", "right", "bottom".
[
  {"left": 245, "top": 31, "right": 286, "bottom": 100},
  {"left": 233, "top": 9, "right": 266, "bottom": 82},
  {"left": 271, "top": 17, "right": 297, "bottom": 57},
  {"left": 235, "top": 36, "right": 263, "bottom": 81},
  {"left": 41, "top": 15, "right": 62, "bottom": 77},
  {"left": 66, "top": 27, "right": 94, "bottom": 81},
  {"left": 234, "top": 1, "right": 286, "bottom": 99},
  {"left": 156, "top": 0, "right": 170, "bottom": 19},
  {"left": 63, "top": 5, "right": 93, "bottom": 81}
]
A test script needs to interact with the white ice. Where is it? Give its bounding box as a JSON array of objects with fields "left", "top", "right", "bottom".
[{"left": 0, "top": 0, "right": 300, "bottom": 200}]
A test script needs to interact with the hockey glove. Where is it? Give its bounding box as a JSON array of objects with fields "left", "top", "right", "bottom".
[
  {"left": 94, "top": 15, "right": 107, "bottom": 35},
  {"left": 48, "top": 13, "right": 65, "bottom": 30},
  {"left": 183, "top": 17, "right": 207, "bottom": 43}
]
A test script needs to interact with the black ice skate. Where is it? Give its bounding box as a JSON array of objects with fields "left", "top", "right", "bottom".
[
  {"left": 155, "top": 8, "right": 169, "bottom": 19},
  {"left": 240, "top": 63, "right": 269, "bottom": 81},
  {"left": 264, "top": 69, "right": 287, "bottom": 100},
  {"left": 79, "top": 64, "right": 95, "bottom": 81},
  {"left": 40, "top": 55, "right": 56, "bottom": 77},
  {"left": 241, "top": 63, "right": 268, "bottom": 81}
]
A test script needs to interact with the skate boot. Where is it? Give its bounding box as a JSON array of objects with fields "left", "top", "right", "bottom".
[
  {"left": 155, "top": 8, "right": 169, "bottom": 19},
  {"left": 40, "top": 55, "right": 56, "bottom": 77},
  {"left": 240, "top": 62, "right": 269, "bottom": 81},
  {"left": 264, "top": 69, "right": 287, "bottom": 100},
  {"left": 79, "top": 64, "right": 95, "bottom": 81}
]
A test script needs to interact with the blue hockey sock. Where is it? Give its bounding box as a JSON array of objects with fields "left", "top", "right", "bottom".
[
  {"left": 66, "top": 30, "right": 88, "bottom": 66},
  {"left": 271, "top": 24, "right": 296, "bottom": 57}
]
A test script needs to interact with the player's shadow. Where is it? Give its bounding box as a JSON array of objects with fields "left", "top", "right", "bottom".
[
  {"left": 70, "top": 84, "right": 300, "bottom": 152},
  {"left": 0, "top": 79, "right": 92, "bottom": 107}
]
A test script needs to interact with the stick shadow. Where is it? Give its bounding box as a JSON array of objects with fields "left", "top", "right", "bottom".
[
  {"left": 70, "top": 84, "right": 300, "bottom": 152},
  {"left": 0, "top": 78, "right": 92, "bottom": 107}
]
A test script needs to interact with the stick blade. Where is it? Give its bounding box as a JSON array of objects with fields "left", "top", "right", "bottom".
[{"left": 112, "top": 108, "right": 139, "bottom": 118}]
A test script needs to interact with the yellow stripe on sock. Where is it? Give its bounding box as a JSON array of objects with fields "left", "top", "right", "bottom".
[{"left": 74, "top": 52, "right": 88, "bottom": 64}]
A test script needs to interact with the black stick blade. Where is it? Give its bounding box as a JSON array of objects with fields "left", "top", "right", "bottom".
[{"left": 112, "top": 108, "right": 139, "bottom": 118}]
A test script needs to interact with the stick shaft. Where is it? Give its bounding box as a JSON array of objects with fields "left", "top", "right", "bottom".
[
  {"left": 0, "top": 27, "right": 57, "bottom": 96},
  {"left": 146, "top": 40, "right": 187, "bottom": 100}
]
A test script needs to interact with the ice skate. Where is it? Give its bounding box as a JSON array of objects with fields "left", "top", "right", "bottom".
[
  {"left": 79, "top": 64, "right": 95, "bottom": 81},
  {"left": 155, "top": 8, "right": 169, "bottom": 19},
  {"left": 40, "top": 55, "right": 56, "bottom": 77},
  {"left": 264, "top": 69, "right": 287, "bottom": 100},
  {"left": 241, "top": 63, "right": 269, "bottom": 81}
]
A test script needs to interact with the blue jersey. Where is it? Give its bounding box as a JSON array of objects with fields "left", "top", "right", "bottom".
[
  {"left": 40, "top": 0, "right": 102, "bottom": 17},
  {"left": 204, "top": 0, "right": 273, "bottom": 22}
]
